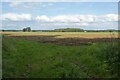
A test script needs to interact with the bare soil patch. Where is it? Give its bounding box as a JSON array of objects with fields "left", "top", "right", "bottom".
[{"left": 10, "top": 36, "right": 120, "bottom": 46}]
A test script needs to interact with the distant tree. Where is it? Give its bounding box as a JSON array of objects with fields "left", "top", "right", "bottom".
[
  {"left": 53, "top": 28, "right": 84, "bottom": 32},
  {"left": 23, "top": 28, "right": 26, "bottom": 32},
  {"left": 27, "top": 27, "right": 31, "bottom": 32},
  {"left": 2, "top": 29, "right": 4, "bottom": 32},
  {"left": 109, "top": 30, "right": 113, "bottom": 32},
  {"left": 22, "top": 27, "right": 31, "bottom": 32}
]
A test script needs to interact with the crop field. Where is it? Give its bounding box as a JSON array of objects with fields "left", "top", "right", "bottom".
[
  {"left": 1, "top": 32, "right": 120, "bottom": 78},
  {"left": 1, "top": 32, "right": 119, "bottom": 46},
  {"left": 0, "top": 32, "right": 119, "bottom": 38}
]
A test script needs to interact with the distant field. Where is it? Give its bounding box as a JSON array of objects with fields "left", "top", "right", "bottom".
[{"left": 0, "top": 32, "right": 119, "bottom": 38}]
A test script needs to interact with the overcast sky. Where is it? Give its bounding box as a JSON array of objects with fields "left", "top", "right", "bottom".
[{"left": 1, "top": 2, "right": 118, "bottom": 30}]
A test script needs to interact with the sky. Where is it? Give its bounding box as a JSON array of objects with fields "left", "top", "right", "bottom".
[{"left": 0, "top": 2, "right": 118, "bottom": 30}]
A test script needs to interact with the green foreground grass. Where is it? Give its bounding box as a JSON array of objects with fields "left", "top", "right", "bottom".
[{"left": 2, "top": 36, "right": 119, "bottom": 78}]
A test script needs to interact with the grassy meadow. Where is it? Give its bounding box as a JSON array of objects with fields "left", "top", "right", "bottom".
[{"left": 1, "top": 32, "right": 120, "bottom": 78}]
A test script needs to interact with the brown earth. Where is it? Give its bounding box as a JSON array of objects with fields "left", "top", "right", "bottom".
[{"left": 10, "top": 36, "right": 120, "bottom": 46}]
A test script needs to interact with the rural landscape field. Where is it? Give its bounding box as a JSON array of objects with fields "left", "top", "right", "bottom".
[
  {"left": 1, "top": 2, "right": 120, "bottom": 79},
  {"left": 1, "top": 31, "right": 120, "bottom": 78}
]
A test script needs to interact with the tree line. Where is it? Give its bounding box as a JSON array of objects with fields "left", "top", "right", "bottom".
[{"left": 1, "top": 27, "right": 119, "bottom": 32}]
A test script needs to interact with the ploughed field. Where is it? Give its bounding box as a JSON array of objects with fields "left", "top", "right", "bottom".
[
  {"left": 1, "top": 32, "right": 119, "bottom": 46},
  {"left": 1, "top": 32, "right": 120, "bottom": 78}
]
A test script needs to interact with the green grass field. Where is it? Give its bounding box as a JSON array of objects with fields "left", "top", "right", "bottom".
[{"left": 2, "top": 35, "right": 119, "bottom": 78}]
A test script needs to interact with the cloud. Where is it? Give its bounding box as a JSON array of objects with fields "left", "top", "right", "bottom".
[
  {"left": 9, "top": 2, "right": 35, "bottom": 8},
  {"left": 104, "top": 14, "right": 118, "bottom": 21},
  {"left": 2, "top": 23, "right": 17, "bottom": 27},
  {"left": 1, "top": 13, "right": 118, "bottom": 22},
  {"left": 9, "top": 2, "right": 54, "bottom": 9},
  {"left": 51, "top": 15, "right": 80, "bottom": 22},
  {"left": 35, "top": 14, "right": 118, "bottom": 23},
  {"left": 1, "top": 13, "right": 32, "bottom": 21},
  {"left": 9, "top": 2, "right": 22, "bottom": 7},
  {"left": 2, "top": 0, "right": 119, "bottom": 2},
  {"left": 34, "top": 14, "right": 118, "bottom": 30},
  {"left": 33, "top": 21, "right": 117, "bottom": 30},
  {"left": 36, "top": 15, "right": 50, "bottom": 22},
  {"left": 1, "top": 13, "right": 118, "bottom": 30},
  {"left": 96, "top": 14, "right": 118, "bottom": 22}
]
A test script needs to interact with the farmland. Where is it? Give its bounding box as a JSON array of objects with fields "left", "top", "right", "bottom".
[
  {"left": 1, "top": 32, "right": 119, "bottom": 46},
  {"left": 0, "top": 32, "right": 119, "bottom": 38},
  {"left": 1, "top": 32, "right": 120, "bottom": 78}
]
